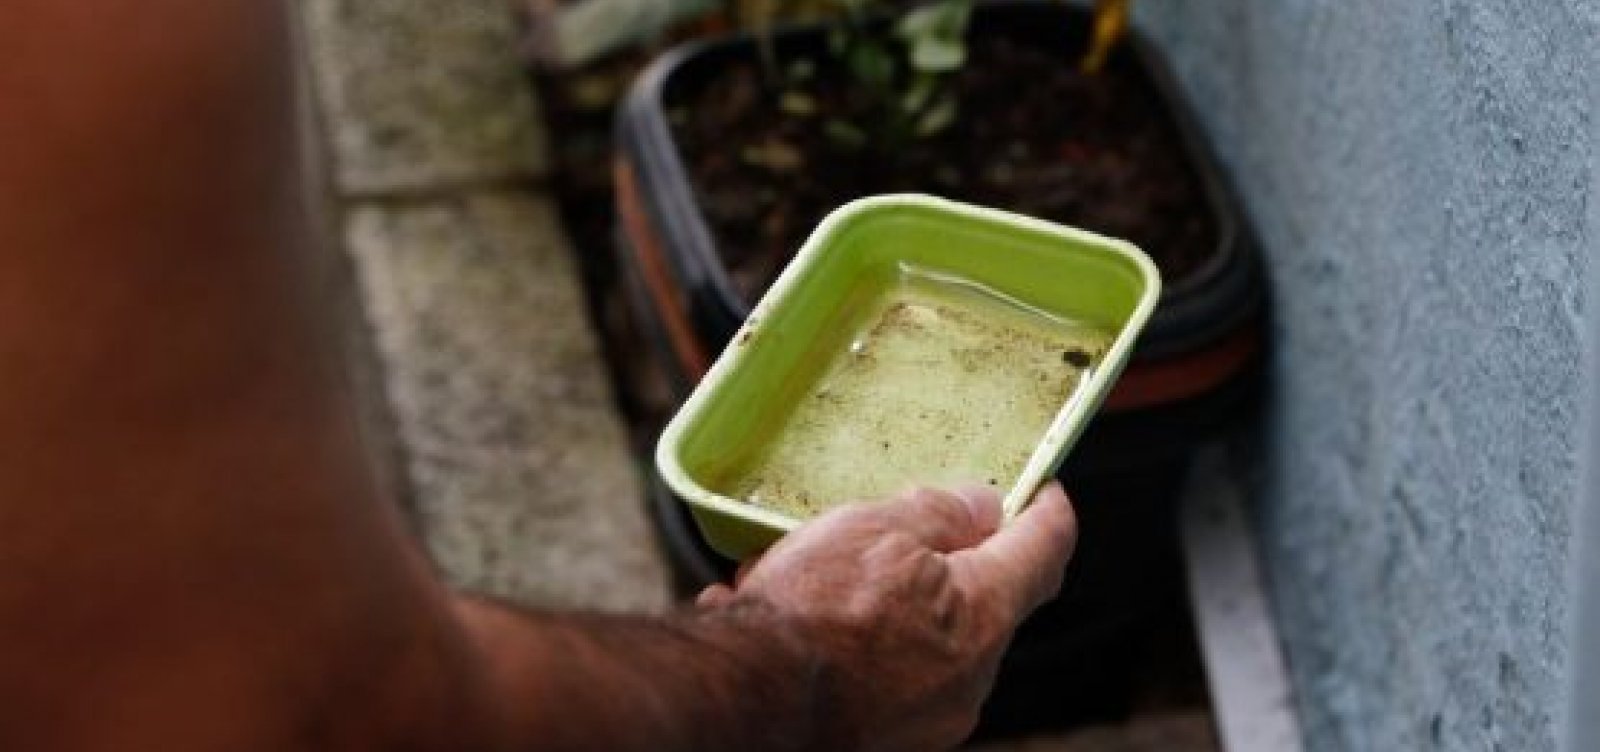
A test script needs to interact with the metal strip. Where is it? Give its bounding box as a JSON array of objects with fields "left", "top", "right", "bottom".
[
  {"left": 1568, "top": 443, "right": 1599, "bottom": 752},
  {"left": 1561, "top": 121, "right": 1600, "bottom": 752},
  {"left": 1180, "top": 444, "right": 1305, "bottom": 752}
]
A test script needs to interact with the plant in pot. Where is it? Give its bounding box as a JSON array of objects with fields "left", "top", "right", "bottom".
[{"left": 613, "top": 0, "right": 1262, "bottom": 734}]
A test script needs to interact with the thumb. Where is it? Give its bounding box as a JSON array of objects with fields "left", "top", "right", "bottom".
[
  {"left": 696, "top": 583, "right": 736, "bottom": 609},
  {"left": 958, "top": 481, "right": 1078, "bottom": 615}
]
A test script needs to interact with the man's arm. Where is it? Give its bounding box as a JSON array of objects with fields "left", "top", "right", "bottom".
[
  {"left": 0, "top": 2, "right": 1075, "bottom": 750},
  {"left": 451, "top": 483, "right": 1075, "bottom": 752}
]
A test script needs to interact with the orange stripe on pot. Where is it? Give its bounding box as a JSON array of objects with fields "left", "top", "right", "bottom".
[
  {"left": 1103, "top": 325, "right": 1261, "bottom": 412},
  {"left": 614, "top": 158, "right": 712, "bottom": 380}
]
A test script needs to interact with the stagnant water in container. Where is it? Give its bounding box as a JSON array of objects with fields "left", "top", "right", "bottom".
[{"left": 717, "top": 268, "right": 1113, "bottom": 519}]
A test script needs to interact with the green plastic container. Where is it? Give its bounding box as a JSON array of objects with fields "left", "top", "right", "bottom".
[{"left": 655, "top": 195, "right": 1161, "bottom": 560}]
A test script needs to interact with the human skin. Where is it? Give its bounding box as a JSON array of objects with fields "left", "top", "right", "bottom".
[{"left": 0, "top": 1, "right": 1077, "bottom": 750}]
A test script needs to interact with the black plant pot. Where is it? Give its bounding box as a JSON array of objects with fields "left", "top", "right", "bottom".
[
  {"left": 617, "top": 2, "right": 1262, "bottom": 389},
  {"left": 613, "top": 0, "right": 1264, "bottom": 735}
]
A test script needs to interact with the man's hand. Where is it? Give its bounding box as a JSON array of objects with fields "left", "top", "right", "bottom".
[{"left": 698, "top": 482, "right": 1078, "bottom": 752}]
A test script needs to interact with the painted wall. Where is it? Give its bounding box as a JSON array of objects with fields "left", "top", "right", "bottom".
[{"left": 1133, "top": 1, "right": 1599, "bottom": 749}]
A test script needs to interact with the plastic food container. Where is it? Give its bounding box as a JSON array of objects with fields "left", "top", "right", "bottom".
[{"left": 656, "top": 195, "right": 1160, "bottom": 559}]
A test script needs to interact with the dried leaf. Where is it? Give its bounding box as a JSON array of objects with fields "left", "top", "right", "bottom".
[
  {"left": 1081, "top": 0, "right": 1131, "bottom": 74},
  {"left": 780, "top": 91, "right": 818, "bottom": 116},
  {"left": 740, "top": 140, "right": 805, "bottom": 172}
]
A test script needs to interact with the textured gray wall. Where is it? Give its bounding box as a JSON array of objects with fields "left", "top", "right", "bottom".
[{"left": 1131, "top": 1, "right": 1600, "bottom": 749}]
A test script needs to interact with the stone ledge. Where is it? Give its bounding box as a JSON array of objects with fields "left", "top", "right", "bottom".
[
  {"left": 346, "top": 192, "right": 670, "bottom": 613},
  {"left": 300, "top": 0, "right": 549, "bottom": 193}
]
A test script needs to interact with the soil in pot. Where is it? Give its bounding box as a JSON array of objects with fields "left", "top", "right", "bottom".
[{"left": 669, "top": 34, "right": 1218, "bottom": 300}]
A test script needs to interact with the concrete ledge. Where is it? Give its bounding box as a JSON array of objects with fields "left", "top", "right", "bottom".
[
  {"left": 347, "top": 193, "right": 670, "bottom": 613},
  {"left": 301, "top": 0, "right": 549, "bottom": 193}
]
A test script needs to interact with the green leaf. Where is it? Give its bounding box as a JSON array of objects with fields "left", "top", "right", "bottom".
[
  {"left": 823, "top": 119, "right": 868, "bottom": 149},
  {"left": 847, "top": 41, "right": 894, "bottom": 87},
  {"left": 900, "top": 74, "right": 937, "bottom": 113},
  {"left": 910, "top": 37, "right": 966, "bottom": 72},
  {"left": 914, "top": 95, "right": 958, "bottom": 136},
  {"left": 947, "top": 0, "right": 975, "bottom": 31},
  {"left": 827, "top": 27, "right": 848, "bottom": 56},
  {"left": 837, "top": 0, "right": 871, "bottom": 17},
  {"left": 896, "top": 0, "right": 973, "bottom": 40},
  {"left": 895, "top": 5, "right": 945, "bottom": 40},
  {"left": 785, "top": 57, "right": 818, "bottom": 82}
]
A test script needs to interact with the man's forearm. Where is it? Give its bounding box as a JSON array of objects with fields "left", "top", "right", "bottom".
[{"left": 454, "top": 597, "right": 835, "bottom": 752}]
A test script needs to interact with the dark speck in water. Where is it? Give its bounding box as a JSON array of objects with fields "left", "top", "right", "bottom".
[{"left": 1063, "top": 348, "right": 1092, "bottom": 368}]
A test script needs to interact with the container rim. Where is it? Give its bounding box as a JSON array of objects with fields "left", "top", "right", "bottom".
[{"left": 655, "top": 193, "right": 1162, "bottom": 531}]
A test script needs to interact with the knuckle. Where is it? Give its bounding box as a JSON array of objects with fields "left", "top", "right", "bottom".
[
  {"left": 821, "top": 500, "right": 872, "bottom": 523},
  {"left": 813, "top": 501, "right": 888, "bottom": 535},
  {"left": 871, "top": 528, "right": 920, "bottom": 554},
  {"left": 909, "top": 487, "right": 966, "bottom": 520},
  {"left": 904, "top": 485, "right": 951, "bottom": 505},
  {"left": 902, "top": 486, "right": 941, "bottom": 501}
]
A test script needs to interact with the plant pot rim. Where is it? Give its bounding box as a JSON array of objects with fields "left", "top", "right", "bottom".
[{"left": 616, "top": 0, "right": 1261, "bottom": 359}]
